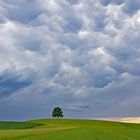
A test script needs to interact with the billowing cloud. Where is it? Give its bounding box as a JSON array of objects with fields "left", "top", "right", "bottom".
[
  {"left": 122, "top": 0, "right": 140, "bottom": 15},
  {"left": 100, "top": 0, "right": 125, "bottom": 6},
  {"left": 0, "top": 0, "right": 140, "bottom": 120},
  {"left": 0, "top": 71, "right": 32, "bottom": 97}
]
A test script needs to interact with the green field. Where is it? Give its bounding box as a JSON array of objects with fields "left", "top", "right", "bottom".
[{"left": 0, "top": 119, "right": 140, "bottom": 140}]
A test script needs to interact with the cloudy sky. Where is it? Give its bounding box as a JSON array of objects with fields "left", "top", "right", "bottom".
[{"left": 0, "top": 0, "right": 140, "bottom": 121}]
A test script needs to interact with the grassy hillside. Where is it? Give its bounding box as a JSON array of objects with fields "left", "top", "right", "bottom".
[
  {"left": 0, "top": 121, "right": 39, "bottom": 130},
  {"left": 0, "top": 119, "right": 140, "bottom": 140}
]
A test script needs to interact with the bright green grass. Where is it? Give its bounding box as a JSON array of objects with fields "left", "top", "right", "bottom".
[
  {"left": 0, "top": 119, "right": 140, "bottom": 140},
  {"left": 0, "top": 121, "right": 39, "bottom": 130}
]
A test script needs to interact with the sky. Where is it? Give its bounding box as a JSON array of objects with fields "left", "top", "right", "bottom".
[{"left": 0, "top": 0, "right": 140, "bottom": 121}]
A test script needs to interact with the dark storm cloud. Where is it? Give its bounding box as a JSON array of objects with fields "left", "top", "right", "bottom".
[
  {"left": 100, "top": 0, "right": 140, "bottom": 16},
  {"left": 0, "top": 71, "right": 32, "bottom": 97},
  {"left": 2, "top": 0, "right": 43, "bottom": 24},
  {"left": 100, "top": 0, "right": 125, "bottom": 6},
  {"left": 122, "top": 0, "right": 140, "bottom": 16},
  {"left": 0, "top": 0, "right": 140, "bottom": 120},
  {"left": 67, "top": 0, "right": 79, "bottom": 5}
]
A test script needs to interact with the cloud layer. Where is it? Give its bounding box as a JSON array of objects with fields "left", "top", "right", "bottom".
[{"left": 0, "top": 0, "right": 140, "bottom": 120}]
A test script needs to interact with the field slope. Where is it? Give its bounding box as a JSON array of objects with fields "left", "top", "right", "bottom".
[{"left": 0, "top": 119, "right": 140, "bottom": 140}]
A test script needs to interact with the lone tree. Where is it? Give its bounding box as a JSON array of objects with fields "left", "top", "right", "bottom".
[{"left": 52, "top": 107, "right": 63, "bottom": 118}]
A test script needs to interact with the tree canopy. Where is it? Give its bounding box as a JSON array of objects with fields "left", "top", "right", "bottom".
[{"left": 52, "top": 107, "right": 63, "bottom": 118}]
